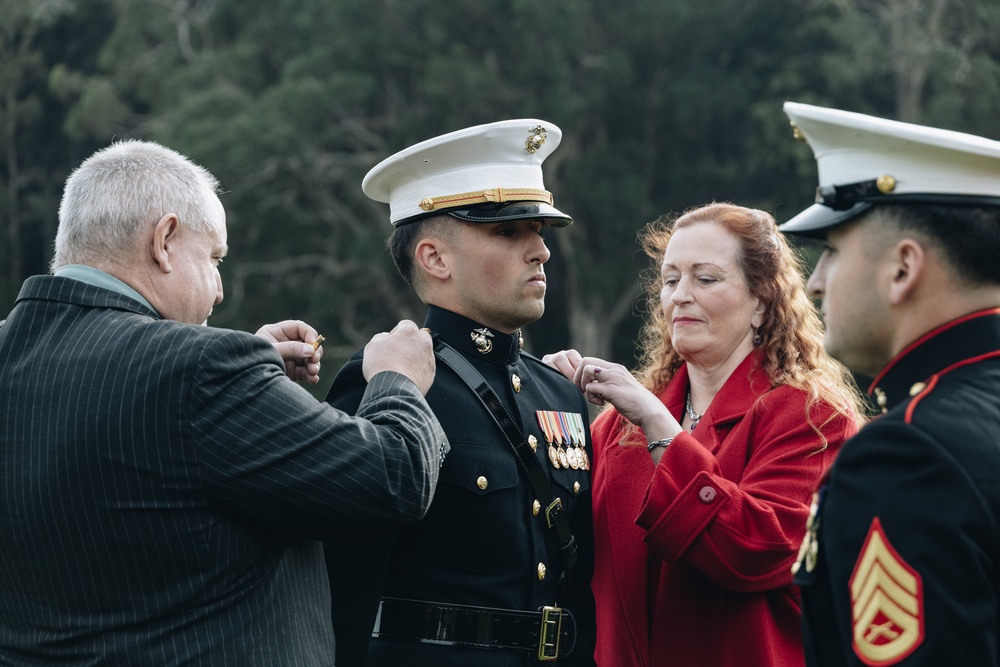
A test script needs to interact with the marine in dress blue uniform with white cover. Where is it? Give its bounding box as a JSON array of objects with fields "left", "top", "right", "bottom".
[
  {"left": 781, "top": 102, "right": 1000, "bottom": 666},
  {"left": 324, "top": 119, "right": 596, "bottom": 667}
]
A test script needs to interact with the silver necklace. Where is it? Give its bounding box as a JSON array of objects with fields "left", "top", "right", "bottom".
[{"left": 685, "top": 391, "right": 704, "bottom": 430}]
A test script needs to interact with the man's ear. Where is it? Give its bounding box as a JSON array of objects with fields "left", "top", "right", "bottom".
[
  {"left": 150, "top": 214, "right": 180, "bottom": 274},
  {"left": 414, "top": 237, "right": 451, "bottom": 281},
  {"left": 886, "top": 238, "right": 926, "bottom": 305}
]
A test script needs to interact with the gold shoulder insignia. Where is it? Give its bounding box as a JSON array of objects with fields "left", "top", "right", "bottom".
[{"left": 849, "top": 517, "right": 924, "bottom": 665}]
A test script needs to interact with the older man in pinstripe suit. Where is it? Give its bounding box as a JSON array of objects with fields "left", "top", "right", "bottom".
[{"left": 0, "top": 140, "right": 448, "bottom": 666}]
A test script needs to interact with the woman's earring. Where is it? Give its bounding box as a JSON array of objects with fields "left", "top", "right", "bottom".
[{"left": 753, "top": 325, "right": 762, "bottom": 346}]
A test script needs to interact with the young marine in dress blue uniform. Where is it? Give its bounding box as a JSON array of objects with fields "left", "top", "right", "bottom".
[
  {"left": 780, "top": 103, "right": 1000, "bottom": 666},
  {"left": 324, "top": 120, "right": 596, "bottom": 667}
]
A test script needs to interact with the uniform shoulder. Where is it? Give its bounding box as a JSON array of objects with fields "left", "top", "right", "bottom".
[
  {"left": 521, "top": 351, "right": 589, "bottom": 406},
  {"left": 893, "top": 368, "right": 1000, "bottom": 452},
  {"left": 521, "top": 351, "right": 573, "bottom": 379},
  {"left": 908, "top": 362, "right": 1000, "bottom": 414},
  {"left": 841, "top": 382, "right": 1000, "bottom": 476}
]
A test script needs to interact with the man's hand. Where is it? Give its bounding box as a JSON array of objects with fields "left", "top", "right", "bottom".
[
  {"left": 255, "top": 320, "right": 323, "bottom": 384},
  {"left": 363, "top": 321, "right": 435, "bottom": 394}
]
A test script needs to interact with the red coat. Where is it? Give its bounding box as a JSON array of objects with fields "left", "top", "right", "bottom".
[{"left": 590, "top": 353, "right": 856, "bottom": 667}]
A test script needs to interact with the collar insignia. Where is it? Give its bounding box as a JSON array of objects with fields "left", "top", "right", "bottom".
[{"left": 471, "top": 327, "right": 494, "bottom": 354}]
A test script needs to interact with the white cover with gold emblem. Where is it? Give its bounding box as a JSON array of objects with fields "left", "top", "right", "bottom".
[
  {"left": 363, "top": 119, "right": 563, "bottom": 225},
  {"left": 780, "top": 102, "right": 1000, "bottom": 235},
  {"left": 787, "top": 102, "right": 1000, "bottom": 200}
]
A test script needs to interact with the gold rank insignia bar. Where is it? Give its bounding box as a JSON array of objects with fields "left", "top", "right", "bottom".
[{"left": 849, "top": 517, "right": 924, "bottom": 665}]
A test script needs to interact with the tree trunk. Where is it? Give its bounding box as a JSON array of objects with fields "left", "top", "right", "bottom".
[{"left": 5, "top": 87, "right": 21, "bottom": 291}]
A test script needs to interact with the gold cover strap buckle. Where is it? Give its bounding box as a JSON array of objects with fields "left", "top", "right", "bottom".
[
  {"left": 418, "top": 187, "right": 553, "bottom": 212},
  {"left": 537, "top": 605, "right": 564, "bottom": 661}
]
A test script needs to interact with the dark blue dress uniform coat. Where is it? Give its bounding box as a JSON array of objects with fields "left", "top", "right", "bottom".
[
  {"left": 325, "top": 306, "right": 596, "bottom": 667},
  {"left": 795, "top": 308, "right": 1000, "bottom": 666}
]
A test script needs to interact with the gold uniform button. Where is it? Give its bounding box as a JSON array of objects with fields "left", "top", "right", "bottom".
[
  {"left": 476, "top": 476, "right": 488, "bottom": 490},
  {"left": 512, "top": 374, "right": 522, "bottom": 392},
  {"left": 909, "top": 382, "right": 927, "bottom": 396},
  {"left": 876, "top": 173, "right": 897, "bottom": 194},
  {"left": 532, "top": 499, "right": 541, "bottom": 516},
  {"left": 537, "top": 562, "right": 546, "bottom": 580},
  {"left": 528, "top": 434, "right": 538, "bottom": 452},
  {"left": 573, "top": 481, "right": 581, "bottom": 494}
]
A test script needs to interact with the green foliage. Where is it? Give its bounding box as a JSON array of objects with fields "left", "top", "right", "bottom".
[{"left": 2, "top": 0, "right": 999, "bottom": 398}]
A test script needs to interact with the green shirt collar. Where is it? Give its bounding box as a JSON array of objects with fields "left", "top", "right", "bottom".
[{"left": 54, "top": 264, "right": 158, "bottom": 315}]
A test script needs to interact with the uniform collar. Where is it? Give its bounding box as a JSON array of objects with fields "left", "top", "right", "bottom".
[
  {"left": 423, "top": 305, "right": 522, "bottom": 366},
  {"left": 868, "top": 308, "right": 1000, "bottom": 413}
]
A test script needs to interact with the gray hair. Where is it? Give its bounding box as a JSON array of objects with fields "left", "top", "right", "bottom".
[{"left": 52, "top": 140, "right": 222, "bottom": 270}]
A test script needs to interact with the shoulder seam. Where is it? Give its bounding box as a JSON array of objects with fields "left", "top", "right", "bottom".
[{"left": 905, "top": 350, "right": 1000, "bottom": 423}]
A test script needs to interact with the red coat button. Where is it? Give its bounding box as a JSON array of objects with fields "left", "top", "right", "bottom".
[{"left": 699, "top": 486, "right": 717, "bottom": 503}]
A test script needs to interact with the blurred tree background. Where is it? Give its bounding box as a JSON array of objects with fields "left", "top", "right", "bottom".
[{"left": 3, "top": 0, "right": 999, "bottom": 399}]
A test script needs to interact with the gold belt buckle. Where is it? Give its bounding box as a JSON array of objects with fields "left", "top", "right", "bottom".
[{"left": 537, "top": 605, "right": 563, "bottom": 661}]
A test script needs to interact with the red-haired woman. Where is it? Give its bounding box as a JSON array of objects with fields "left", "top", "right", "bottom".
[{"left": 545, "top": 203, "right": 865, "bottom": 666}]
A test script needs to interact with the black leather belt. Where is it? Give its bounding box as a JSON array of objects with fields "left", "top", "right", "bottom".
[{"left": 372, "top": 597, "right": 577, "bottom": 662}]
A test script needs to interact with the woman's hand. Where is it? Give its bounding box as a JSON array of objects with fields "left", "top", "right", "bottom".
[{"left": 571, "top": 357, "right": 682, "bottom": 440}]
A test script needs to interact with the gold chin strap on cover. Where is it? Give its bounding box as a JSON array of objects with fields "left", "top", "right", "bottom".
[{"left": 418, "top": 188, "right": 553, "bottom": 212}]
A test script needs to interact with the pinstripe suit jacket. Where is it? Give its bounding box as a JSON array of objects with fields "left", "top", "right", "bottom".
[{"left": 0, "top": 276, "right": 448, "bottom": 666}]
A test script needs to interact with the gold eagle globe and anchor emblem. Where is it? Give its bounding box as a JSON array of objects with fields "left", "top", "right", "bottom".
[
  {"left": 525, "top": 126, "right": 547, "bottom": 154},
  {"left": 471, "top": 328, "right": 494, "bottom": 354}
]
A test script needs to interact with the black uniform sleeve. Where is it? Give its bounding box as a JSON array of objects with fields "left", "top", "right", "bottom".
[
  {"left": 323, "top": 351, "right": 400, "bottom": 667},
  {"left": 818, "top": 417, "right": 998, "bottom": 665}
]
